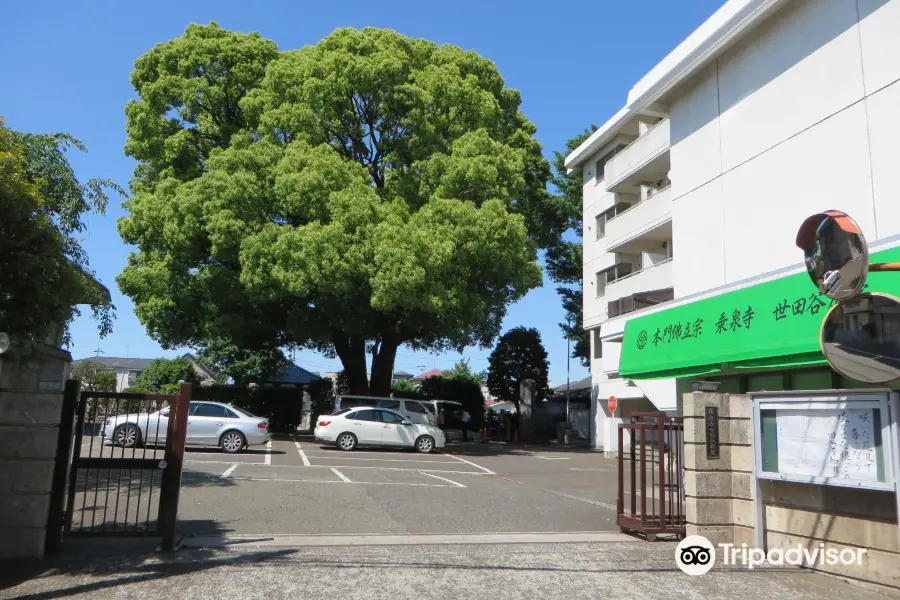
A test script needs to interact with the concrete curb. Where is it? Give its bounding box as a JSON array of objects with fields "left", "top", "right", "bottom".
[{"left": 181, "top": 531, "right": 645, "bottom": 549}]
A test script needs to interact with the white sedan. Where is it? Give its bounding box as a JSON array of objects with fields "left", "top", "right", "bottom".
[
  {"left": 102, "top": 401, "right": 270, "bottom": 453},
  {"left": 314, "top": 407, "right": 445, "bottom": 453}
]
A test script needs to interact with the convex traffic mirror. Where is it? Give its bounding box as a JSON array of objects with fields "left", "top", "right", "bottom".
[
  {"left": 820, "top": 292, "right": 900, "bottom": 384},
  {"left": 795, "top": 210, "right": 868, "bottom": 301},
  {"left": 798, "top": 209, "right": 900, "bottom": 384}
]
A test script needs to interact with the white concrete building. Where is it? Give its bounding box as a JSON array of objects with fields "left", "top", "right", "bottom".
[{"left": 566, "top": 0, "right": 900, "bottom": 449}]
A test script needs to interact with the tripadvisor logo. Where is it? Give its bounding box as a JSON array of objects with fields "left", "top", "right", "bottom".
[
  {"left": 676, "top": 535, "right": 867, "bottom": 575},
  {"left": 676, "top": 536, "right": 716, "bottom": 575}
]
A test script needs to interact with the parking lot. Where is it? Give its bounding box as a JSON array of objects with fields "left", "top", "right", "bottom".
[{"left": 170, "top": 436, "right": 621, "bottom": 538}]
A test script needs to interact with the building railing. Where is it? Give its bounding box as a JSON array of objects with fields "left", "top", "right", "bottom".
[
  {"left": 604, "top": 118, "right": 671, "bottom": 191},
  {"left": 606, "top": 186, "right": 672, "bottom": 224}
]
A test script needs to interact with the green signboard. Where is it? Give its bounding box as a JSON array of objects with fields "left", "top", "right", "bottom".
[{"left": 619, "top": 246, "right": 900, "bottom": 380}]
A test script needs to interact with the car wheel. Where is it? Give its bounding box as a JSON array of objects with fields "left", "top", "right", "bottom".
[
  {"left": 220, "top": 431, "right": 246, "bottom": 454},
  {"left": 115, "top": 424, "right": 140, "bottom": 448},
  {"left": 415, "top": 435, "right": 435, "bottom": 454},
  {"left": 337, "top": 432, "right": 357, "bottom": 451}
]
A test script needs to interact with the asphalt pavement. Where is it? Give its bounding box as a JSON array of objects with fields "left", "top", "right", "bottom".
[
  {"left": 170, "top": 436, "right": 621, "bottom": 537},
  {"left": 3, "top": 537, "right": 897, "bottom": 600},
  {"left": 7, "top": 438, "right": 898, "bottom": 600}
]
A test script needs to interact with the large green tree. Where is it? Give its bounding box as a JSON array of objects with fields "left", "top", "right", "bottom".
[
  {"left": 442, "top": 358, "right": 486, "bottom": 385},
  {"left": 136, "top": 357, "right": 202, "bottom": 394},
  {"left": 0, "top": 118, "right": 120, "bottom": 346},
  {"left": 196, "top": 337, "right": 287, "bottom": 386},
  {"left": 70, "top": 360, "right": 118, "bottom": 420},
  {"left": 70, "top": 360, "right": 117, "bottom": 392},
  {"left": 486, "top": 326, "right": 550, "bottom": 412},
  {"left": 118, "top": 23, "right": 555, "bottom": 396},
  {"left": 546, "top": 126, "right": 597, "bottom": 367}
]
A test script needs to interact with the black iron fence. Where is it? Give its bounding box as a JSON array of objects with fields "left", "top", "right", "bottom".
[{"left": 55, "top": 383, "right": 190, "bottom": 550}]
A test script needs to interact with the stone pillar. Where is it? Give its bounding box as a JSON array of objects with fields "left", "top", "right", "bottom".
[
  {"left": 0, "top": 345, "right": 72, "bottom": 558},
  {"left": 682, "top": 392, "right": 755, "bottom": 546},
  {"left": 518, "top": 379, "right": 535, "bottom": 440}
]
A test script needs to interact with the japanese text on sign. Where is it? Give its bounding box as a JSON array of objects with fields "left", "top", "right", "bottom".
[{"left": 775, "top": 409, "right": 879, "bottom": 482}]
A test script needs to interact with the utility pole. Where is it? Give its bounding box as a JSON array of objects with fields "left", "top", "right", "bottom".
[{"left": 566, "top": 316, "right": 571, "bottom": 423}]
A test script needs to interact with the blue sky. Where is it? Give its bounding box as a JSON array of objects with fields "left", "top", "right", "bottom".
[{"left": 2, "top": 0, "right": 722, "bottom": 386}]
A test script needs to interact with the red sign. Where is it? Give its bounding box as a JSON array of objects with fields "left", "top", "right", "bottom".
[{"left": 608, "top": 396, "right": 617, "bottom": 413}]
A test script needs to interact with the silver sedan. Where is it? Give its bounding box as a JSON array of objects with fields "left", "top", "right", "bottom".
[{"left": 102, "top": 401, "right": 270, "bottom": 453}]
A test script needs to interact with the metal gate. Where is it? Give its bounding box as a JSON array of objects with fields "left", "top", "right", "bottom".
[
  {"left": 616, "top": 411, "right": 685, "bottom": 540},
  {"left": 60, "top": 382, "right": 191, "bottom": 550}
]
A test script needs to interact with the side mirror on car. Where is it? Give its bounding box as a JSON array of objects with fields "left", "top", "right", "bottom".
[{"left": 401, "top": 420, "right": 413, "bottom": 426}]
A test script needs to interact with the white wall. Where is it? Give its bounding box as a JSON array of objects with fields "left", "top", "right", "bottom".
[
  {"left": 866, "top": 73, "right": 900, "bottom": 238},
  {"left": 669, "top": 0, "right": 900, "bottom": 295},
  {"left": 114, "top": 369, "right": 129, "bottom": 393},
  {"left": 583, "top": 165, "right": 617, "bottom": 329}
]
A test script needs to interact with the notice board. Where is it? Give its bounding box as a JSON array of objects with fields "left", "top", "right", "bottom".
[{"left": 753, "top": 393, "right": 896, "bottom": 491}]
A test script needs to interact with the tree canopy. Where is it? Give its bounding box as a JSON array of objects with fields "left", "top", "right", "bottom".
[
  {"left": 136, "top": 357, "right": 201, "bottom": 394},
  {"left": 442, "top": 358, "right": 486, "bottom": 385},
  {"left": 70, "top": 360, "right": 117, "bottom": 392},
  {"left": 391, "top": 378, "right": 418, "bottom": 393},
  {"left": 118, "top": 23, "right": 557, "bottom": 396},
  {"left": 0, "top": 118, "right": 121, "bottom": 347},
  {"left": 546, "top": 126, "right": 597, "bottom": 367},
  {"left": 195, "top": 338, "right": 286, "bottom": 386},
  {"left": 486, "top": 326, "right": 549, "bottom": 410}
]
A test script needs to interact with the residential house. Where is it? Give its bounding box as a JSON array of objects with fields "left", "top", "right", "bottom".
[
  {"left": 413, "top": 368, "right": 443, "bottom": 382},
  {"left": 72, "top": 353, "right": 218, "bottom": 392},
  {"left": 264, "top": 363, "right": 322, "bottom": 387}
]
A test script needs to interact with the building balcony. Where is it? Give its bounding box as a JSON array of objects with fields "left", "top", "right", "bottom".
[
  {"left": 604, "top": 258, "right": 674, "bottom": 307},
  {"left": 604, "top": 118, "right": 670, "bottom": 193},
  {"left": 604, "top": 185, "right": 673, "bottom": 253}
]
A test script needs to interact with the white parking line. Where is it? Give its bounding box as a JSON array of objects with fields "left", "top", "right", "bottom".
[
  {"left": 419, "top": 472, "right": 466, "bottom": 488},
  {"left": 183, "top": 459, "right": 485, "bottom": 476},
  {"left": 294, "top": 438, "right": 311, "bottom": 466},
  {"left": 537, "top": 456, "right": 571, "bottom": 460},
  {"left": 220, "top": 464, "right": 238, "bottom": 479},
  {"left": 303, "top": 455, "right": 458, "bottom": 464},
  {"left": 304, "top": 449, "right": 439, "bottom": 458},
  {"left": 330, "top": 468, "right": 352, "bottom": 483},
  {"left": 229, "top": 476, "right": 448, "bottom": 487},
  {"left": 264, "top": 440, "right": 272, "bottom": 466},
  {"left": 569, "top": 468, "right": 614, "bottom": 472},
  {"left": 440, "top": 452, "right": 495, "bottom": 475}
]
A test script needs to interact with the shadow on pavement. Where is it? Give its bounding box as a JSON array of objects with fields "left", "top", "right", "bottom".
[
  {"left": 0, "top": 520, "right": 286, "bottom": 599},
  {"left": 180, "top": 470, "right": 240, "bottom": 488}
]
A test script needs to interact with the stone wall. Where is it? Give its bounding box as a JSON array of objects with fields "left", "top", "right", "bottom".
[
  {"left": 682, "top": 391, "right": 900, "bottom": 590},
  {"left": 682, "top": 392, "right": 755, "bottom": 546},
  {"left": 0, "top": 345, "right": 72, "bottom": 558},
  {"left": 762, "top": 478, "right": 899, "bottom": 588}
]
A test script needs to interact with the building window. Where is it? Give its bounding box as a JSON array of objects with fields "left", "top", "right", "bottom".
[
  {"left": 127, "top": 370, "right": 142, "bottom": 387},
  {"left": 595, "top": 213, "right": 606, "bottom": 240},
  {"left": 593, "top": 329, "right": 602, "bottom": 359},
  {"left": 594, "top": 159, "right": 604, "bottom": 183},
  {"left": 596, "top": 270, "right": 607, "bottom": 297}
]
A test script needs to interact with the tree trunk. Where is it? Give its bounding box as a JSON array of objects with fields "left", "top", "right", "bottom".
[
  {"left": 369, "top": 336, "right": 399, "bottom": 397},
  {"left": 333, "top": 335, "right": 369, "bottom": 395}
]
